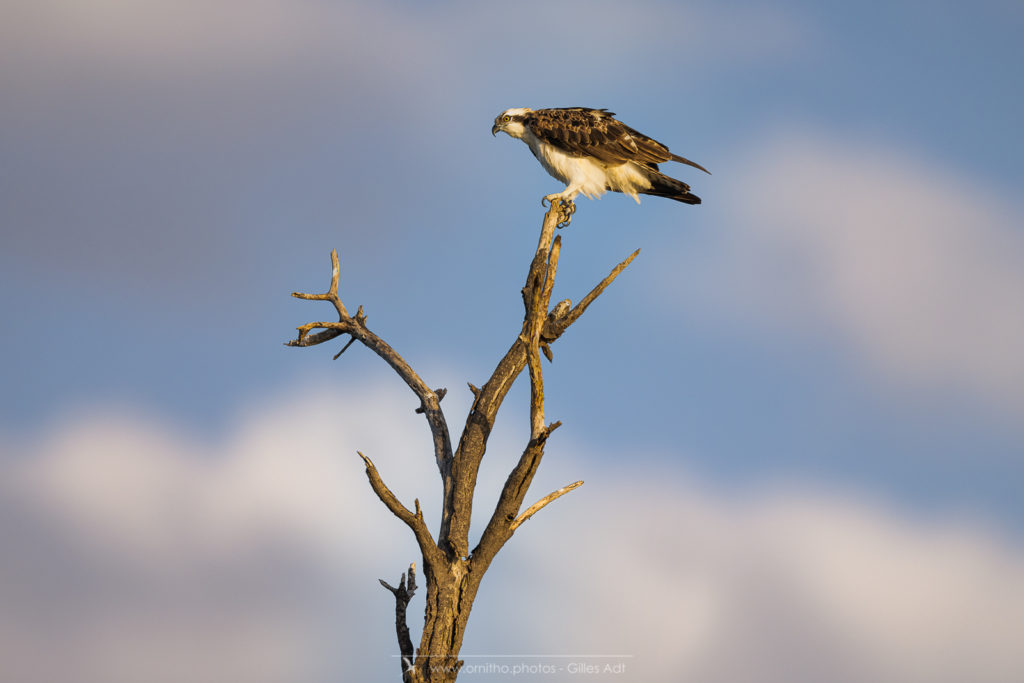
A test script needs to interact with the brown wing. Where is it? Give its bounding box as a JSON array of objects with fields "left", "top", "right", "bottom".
[{"left": 525, "top": 107, "right": 675, "bottom": 166}]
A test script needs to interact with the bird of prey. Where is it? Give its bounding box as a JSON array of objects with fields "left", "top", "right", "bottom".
[{"left": 492, "top": 107, "right": 709, "bottom": 223}]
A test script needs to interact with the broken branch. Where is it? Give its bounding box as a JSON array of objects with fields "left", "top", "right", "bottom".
[
  {"left": 379, "top": 563, "right": 418, "bottom": 682},
  {"left": 358, "top": 451, "right": 442, "bottom": 566},
  {"left": 510, "top": 480, "right": 583, "bottom": 532}
]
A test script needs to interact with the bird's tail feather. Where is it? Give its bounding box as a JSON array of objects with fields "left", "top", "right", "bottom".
[
  {"left": 670, "top": 153, "right": 711, "bottom": 175},
  {"left": 642, "top": 170, "right": 701, "bottom": 205}
]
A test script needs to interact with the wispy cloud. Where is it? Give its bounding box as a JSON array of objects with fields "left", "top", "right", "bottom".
[
  {"left": 2, "top": 0, "right": 811, "bottom": 85},
  {"left": 668, "top": 128, "right": 1024, "bottom": 419},
  {"left": 3, "top": 384, "right": 1021, "bottom": 682},
  {"left": 496, "top": 471, "right": 1024, "bottom": 682}
]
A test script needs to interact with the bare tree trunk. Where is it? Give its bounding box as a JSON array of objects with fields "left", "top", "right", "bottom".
[{"left": 287, "top": 200, "right": 638, "bottom": 682}]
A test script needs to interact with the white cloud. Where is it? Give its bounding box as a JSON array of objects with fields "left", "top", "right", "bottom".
[
  {"left": 2, "top": 384, "right": 1023, "bottom": 682},
  {"left": 669, "top": 129, "right": 1024, "bottom": 418},
  {"left": 0, "top": 383, "right": 438, "bottom": 683},
  {"left": 489, "top": 473, "right": 1024, "bottom": 682}
]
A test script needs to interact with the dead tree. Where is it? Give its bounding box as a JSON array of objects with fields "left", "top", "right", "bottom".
[{"left": 287, "top": 200, "right": 638, "bottom": 682}]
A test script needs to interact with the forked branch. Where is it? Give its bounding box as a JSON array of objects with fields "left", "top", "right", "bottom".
[
  {"left": 379, "top": 563, "right": 419, "bottom": 682},
  {"left": 287, "top": 200, "right": 644, "bottom": 682},
  {"left": 288, "top": 249, "right": 454, "bottom": 491},
  {"left": 442, "top": 202, "right": 641, "bottom": 561}
]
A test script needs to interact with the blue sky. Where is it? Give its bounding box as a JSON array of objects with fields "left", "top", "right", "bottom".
[{"left": 2, "top": 1, "right": 1023, "bottom": 681}]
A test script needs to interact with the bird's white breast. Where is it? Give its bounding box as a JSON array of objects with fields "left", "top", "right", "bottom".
[
  {"left": 520, "top": 130, "right": 651, "bottom": 203},
  {"left": 522, "top": 131, "right": 610, "bottom": 199}
]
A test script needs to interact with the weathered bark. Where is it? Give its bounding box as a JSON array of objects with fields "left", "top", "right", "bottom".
[
  {"left": 288, "top": 200, "right": 638, "bottom": 681},
  {"left": 379, "top": 565, "right": 418, "bottom": 680}
]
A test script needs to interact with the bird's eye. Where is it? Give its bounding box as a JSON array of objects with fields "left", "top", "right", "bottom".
[{"left": 502, "top": 115, "right": 511, "bottom": 122}]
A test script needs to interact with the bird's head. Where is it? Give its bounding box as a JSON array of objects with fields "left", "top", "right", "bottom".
[{"left": 492, "top": 108, "right": 531, "bottom": 139}]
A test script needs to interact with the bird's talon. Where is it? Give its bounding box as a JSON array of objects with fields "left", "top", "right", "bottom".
[
  {"left": 542, "top": 196, "right": 576, "bottom": 227},
  {"left": 555, "top": 200, "right": 576, "bottom": 228}
]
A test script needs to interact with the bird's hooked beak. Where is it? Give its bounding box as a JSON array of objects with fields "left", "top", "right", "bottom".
[{"left": 491, "top": 122, "right": 500, "bottom": 136}]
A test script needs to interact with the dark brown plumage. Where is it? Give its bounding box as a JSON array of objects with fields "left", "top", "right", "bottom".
[
  {"left": 521, "top": 107, "right": 709, "bottom": 204},
  {"left": 492, "top": 106, "right": 709, "bottom": 207}
]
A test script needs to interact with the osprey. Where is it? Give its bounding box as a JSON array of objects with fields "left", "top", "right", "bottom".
[{"left": 492, "top": 107, "right": 709, "bottom": 214}]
